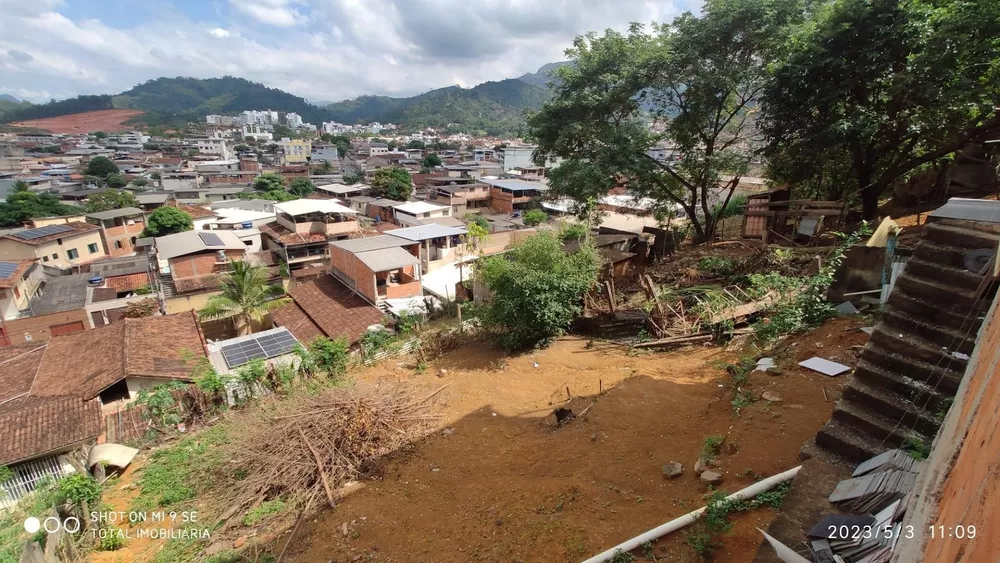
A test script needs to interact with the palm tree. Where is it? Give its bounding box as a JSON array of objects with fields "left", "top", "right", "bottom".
[{"left": 199, "top": 261, "right": 289, "bottom": 335}]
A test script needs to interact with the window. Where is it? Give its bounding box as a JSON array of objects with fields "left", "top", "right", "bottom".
[
  {"left": 51, "top": 253, "right": 58, "bottom": 260},
  {"left": 88, "top": 243, "right": 99, "bottom": 254},
  {"left": 42, "top": 256, "right": 49, "bottom": 263},
  {"left": 114, "top": 240, "right": 123, "bottom": 249},
  {"left": 67, "top": 248, "right": 79, "bottom": 260},
  {"left": 13, "top": 286, "right": 20, "bottom": 299}
]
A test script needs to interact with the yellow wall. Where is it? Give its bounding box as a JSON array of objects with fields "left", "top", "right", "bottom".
[
  {"left": 0, "top": 232, "right": 107, "bottom": 268},
  {"left": 30, "top": 215, "right": 87, "bottom": 227},
  {"left": 165, "top": 290, "right": 221, "bottom": 315}
]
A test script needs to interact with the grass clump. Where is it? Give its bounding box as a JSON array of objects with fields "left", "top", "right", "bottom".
[
  {"left": 701, "top": 435, "right": 725, "bottom": 462},
  {"left": 131, "top": 424, "right": 229, "bottom": 512},
  {"left": 242, "top": 499, "right": 286, "bottom": 526}
]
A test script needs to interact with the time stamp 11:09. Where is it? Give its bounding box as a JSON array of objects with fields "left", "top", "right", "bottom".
[{"left": 828, "top": 524, "right": 977, "bottom": 540}]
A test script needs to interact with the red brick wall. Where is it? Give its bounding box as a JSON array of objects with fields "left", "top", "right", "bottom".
[
  {"left": 1, "top": 308, "right": 91, "bottom": 345},
  {"left": 103, "top": 222, "right": 144, "bottom": 257},
  {"left": 170, "top": 249, "right": 245, "bottom": 279},
  {"left": 489, "top": 188, "right": 513, "bottom": 213},
  {"left": 330, "top": 246, "right": 376, "bottom": 302}
]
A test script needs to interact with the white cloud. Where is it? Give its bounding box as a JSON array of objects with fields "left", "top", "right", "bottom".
[
  {"left": 1, "top": 0, "right": 701, "bottom": 104},
  {"left": 229, "top": 0, "right": 304, "bottom": 27}
]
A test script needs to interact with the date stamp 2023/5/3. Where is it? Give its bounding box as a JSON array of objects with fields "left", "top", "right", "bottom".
[{"left": 825, "top": 523, "right": 977, "bottom": 541}]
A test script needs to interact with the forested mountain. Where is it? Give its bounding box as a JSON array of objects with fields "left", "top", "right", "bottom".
[
  {"left": 516, "top": 61, "right": 571, "bottom": 88},
  {"left": 324, "top": 78, "right": 550, "bottom": 136},
  {"left": 1, "top": 65, "right": 563, "bottom": 134}
]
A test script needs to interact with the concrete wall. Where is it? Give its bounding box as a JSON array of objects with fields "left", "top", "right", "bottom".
[
  {"left": 102, "top": 221, "right": 144, "bottom": 257},
  {"left": 169, "top": 249, "right": 244, "bottom": 279},
  {"left": 330, "top": 246, "right": 377, "bottom": 303},
  {"left": 893, "top": 292, "right": 1000, "bottom": 563},
  {"left": 165, "top": 292, "right": 219, "bottom": 315},
  {"left": 0, "top": 232, "right": 106, "bottom": 269},
  {"left": 1, "top": 308, "right": 91, "bottom": 345}
]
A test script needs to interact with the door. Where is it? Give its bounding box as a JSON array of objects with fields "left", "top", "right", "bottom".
[{"left": 49, "top": 321, "right": 85, "bottom": 337}]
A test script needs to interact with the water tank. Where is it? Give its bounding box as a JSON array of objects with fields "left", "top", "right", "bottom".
[
  {"left": 88, "top": 276, "right": 104, "bottom": 285},
  {"left": 241, "top": 221, "right": 253, "bottom": 229}
]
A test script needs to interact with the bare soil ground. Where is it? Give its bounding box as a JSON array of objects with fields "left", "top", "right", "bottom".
[
  {"left": 10, "top": 110, "right": 144, "bottom": 133},
  {"left": 281, "top": 317, "right": 868, "bottom": 563}
]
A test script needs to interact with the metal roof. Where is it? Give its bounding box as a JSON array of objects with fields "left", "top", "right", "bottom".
[
  {"left": 135, "top": 193, "right": 172, "bottom": 204},
  {"left": 330, "top": 235, "right": 411, "bottom": 253},
  {"left": 392, "top": 201, "right": 450, "bottom": 215},
  {"left": 274, "top": 199, "right": 356, "bottom": 216},
  {"left": 388, "top": 224, "right": 467, "bottom": 241},
  {"left": 316, "top": 183, "right": 368, "bottom": 195},
  {"left": 480, "top": 178, "right": 550, "bottom": 192},
  {"left": 155, "top": 229, "right": 245, "bottom": 260},
  {"left": 86, "top": 207, "right": 144, "bottom": 220},
  {"left": 355, "top": 246, "right": 421, "bottom": 272},
  {"left": 930, "top": 198, "right": 1000, "bottom": 224}
]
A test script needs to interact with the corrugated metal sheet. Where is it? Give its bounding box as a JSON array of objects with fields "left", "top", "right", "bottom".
[
  {"left": 356, "top": 246, "right": 420, "bottom": 272},
  {"left": 930, "top": 198, "right": 1000, "bottom": 223}
]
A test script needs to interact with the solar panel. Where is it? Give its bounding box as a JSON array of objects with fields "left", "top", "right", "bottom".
[
  {"left": 199, "top": 232, "right": 225, "bottom": 246},
  {"left": 0, "top": 261, "right": 19, "bottom": 279},
  {"left": 220, "top": 329, "right": 300, "bottom": 368},
  {"left": 16, "top": 224, "right": 73, "bottom": 240}
]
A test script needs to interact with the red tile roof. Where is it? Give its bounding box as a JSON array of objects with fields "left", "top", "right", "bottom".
[
  {"left": 0, "top": 343, "right": 46, "bottom": 406},
  {"left": 104, "top": 272, "right": 151, "bottom": 293},
  {"left": 272, "top": 275, "right": 384, "bottom": 345},
  {"left": 3, "top": 222, "right": 100, "bottom": 246},
  {"left": 0, "top": 259, "right": 36, "bottom": 288},
  {"left": 0, "top": 396, "right": 102, "bottom": 465},
  {"left": 177, "top": 205, "right": 216, "bottom": 219},
  {"left": 174, "top": 274, "right": 223, "bottom": 293},
  {"left": 259, "top": 222, "right": 328, "bottom": 246}
]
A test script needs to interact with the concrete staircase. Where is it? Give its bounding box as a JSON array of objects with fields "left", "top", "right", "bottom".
[{"left": 802, "top": 218, "right": 999, "bottom": 467}]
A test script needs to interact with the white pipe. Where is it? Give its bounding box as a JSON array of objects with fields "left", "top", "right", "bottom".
[{"left": 581, "top": 465, "right": 802, "bottom": 563}]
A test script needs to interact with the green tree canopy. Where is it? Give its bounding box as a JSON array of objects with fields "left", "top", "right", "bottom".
[
  {"left": 522, "top": 209, "right": 548, "bottom": 227},
  {"left": 529, "top": 2, "right": 802, "bottom": 242},
  {"left": 474, "top": 232, "right": 600, "bottom": 350},
  {"left": 762, "top": 0, "right": 1000, "bottom": 218},
  {"left": 105, "top": 173, "right": 127, "bottom": 189},
  {"left": 131, "top": 178, "right": 149, "bottom": 189},
  {"left": 93, "top": 131, "right": 107, "bottom": 139},
  {"left": 199, "top": 261, "right": 289, "bottom": 335},
  {"left": 253, "top": 172, "right": 285, "bottom": 192},
  {"left": 84, "top": 190, "right": 138, "bottom": 213},
  {"left": 370, "top": 167, "right": 413, "bottom": 200},
  {"left": 142, "top": 206, "right": 194, "bottom": 237},
  {"left": 288, "top": 178, "right": 316, "bottom": 197},
  {"left": 85, "top": 156, "right": 119, "bottom": 178},
  {"left": 422, "top": 153, "right": 442, "bottom": 168},
  {"left": 406, "top": 140, "right": 426, "bottom": 150},
  {"left": 238, "top": 190, "right": 296, "bottom": 202},
  {"left": 320, "top": 134, "right": 351, "bottom": 157},
  {"left": 0, "top": 191, "right": 81, "bottom": 227},
  {"left": 342, "top": 172, "right": 362, "bottom": 185}
]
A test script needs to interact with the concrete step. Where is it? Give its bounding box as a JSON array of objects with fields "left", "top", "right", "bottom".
[
  {"left": 922, "top": 221, "right": 1000, "bottom": 251},
  {"left": 894, "top": 275, "right": 981, "bottom": 313},
  {"left": 881, "top": 306, "right": 979, "bottom": 356},
  {"left": 831, "top": 400, "right": 935, "bottom": 447},
  {"left": 886, "top": 291, "right": 989, "bottom": 333},
  {"left": 870, "top": 324, "right": 971, "bottom": 372},
  {"left": 799, "top": 436, "right": 858, "bottom": 471},
  {"left": 859, "top": 347, "right": 964, "bottom": 396},
  {"left": 840, "top": 377, "right": 942, "bottom": 437},
  {"left": 815, "top": 418, "right": 889, "bottom": 465},
  {"left": 912, "top": 239, "right": 986, "bottom": 271},
  {"left": 905, "top": 257, "right": 985, "bottom": 293}
]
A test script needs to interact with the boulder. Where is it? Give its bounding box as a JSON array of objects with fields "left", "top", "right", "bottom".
[
  {"left": 700, "top": 470, "right": 723, "bottom": 485},
  {"left": 694, "top": 458, "right": 710, "bottom": 474},
  {"left": 662, "top": 462, "right": 684, "bottom": 479}
]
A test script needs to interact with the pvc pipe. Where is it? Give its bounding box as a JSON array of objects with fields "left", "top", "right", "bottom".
[{"left": 581, "top": 465, "right": 802, "bottom": 563}]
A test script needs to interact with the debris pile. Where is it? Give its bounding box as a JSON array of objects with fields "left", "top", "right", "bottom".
[{"left": 216, "top": 383, "right": 442, "bottom": 512}]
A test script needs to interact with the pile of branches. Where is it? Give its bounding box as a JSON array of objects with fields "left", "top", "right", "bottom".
[{"left": 215, "top": 382, "right": 443, "bottom": 514}]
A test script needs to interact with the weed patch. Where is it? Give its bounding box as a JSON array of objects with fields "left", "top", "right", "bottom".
[
  {"left": 131, "top": 425, "right": 229, "bottom": 513},
  {"left": 700, "top": 435, "right": 725, "bottom": 462}
]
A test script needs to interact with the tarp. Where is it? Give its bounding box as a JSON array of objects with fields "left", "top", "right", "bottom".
[{"left": 88, "top": 443, "right": 139, "bottom": 469}]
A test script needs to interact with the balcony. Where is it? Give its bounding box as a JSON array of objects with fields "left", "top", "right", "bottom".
[
  {"left": 376, "top": 271, "right": 421, "bottom": 300},
  {"left": 286, "top": 245, "right": 328, "bottom": 264}
]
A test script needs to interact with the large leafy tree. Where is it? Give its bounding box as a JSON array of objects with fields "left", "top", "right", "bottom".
[
  {"left": 288, "top": 178, "right": 316, "bottom": 197},
  {"left": 0, "top": 188, "right": 80, "bottom": 227},
  {"left": 199, "top": 261, "right": 289, "bottom": 335},
  {"left": 142, "top": 206, "right": 194, "bottom": 237},
  {"left": 85, "top": 190, "right": 138, "bottom": 213},
  {"left": 85, "top": 156, "right": 119, "bottom": 178},
  {"left": 370, "top": 167, "right": 413, "bottom": 200},
  {"left": 253, "top": 172, "right": 285, "bottom": 193},
  {"left": 105, "top": 173, "right": 127, "bottom": 190},
  {"left": 474, "top": 232, "right": 599, "bottom": 350},
  {"left": 529, "top": 1, "right": 801, "bottom": 242},
  {"left": 762, "top": 0, "right": 1000, "bottom": 218},
  {"left": 422, "top": 153, "right": 442, "bottom": 168}
]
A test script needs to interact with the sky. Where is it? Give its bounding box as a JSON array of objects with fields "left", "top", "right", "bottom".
[{"left": 0, "top": 0, "right": 699, "bottom": 104}]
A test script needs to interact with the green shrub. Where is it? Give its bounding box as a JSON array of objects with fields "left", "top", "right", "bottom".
[
  {"left": 522, "top": 209, "right": 549, "bottom": 227},
  {"left": 360, "top": 328, "right": 395, "bottom": 358},
  {"left": 698, "top": 256, "right": 734, "bottom": 278},
  {"left": 701, "top": 435, "right": 725, "bottom": 462},
  {"left": 711, "top": 194, "right": 747, "bottom": 220},
  {"left": 309, "top": 336, "right": 350, "bottom": 376},
  {"left": 98, "top": 527, "right": 126, "bottom": 551},
  {"left": 59, "top": 473, "right": 101, "bottom": 507},
  {"left": 242, "top": 499, "right": 285, "bottom": 526},
  {"left": 558, "top": 222, "right": 588, "bottom": 242}
]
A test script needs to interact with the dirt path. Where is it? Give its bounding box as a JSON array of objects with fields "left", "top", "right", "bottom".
[{"left": 283, "top": 318, "right": 868, "bottom": 562}]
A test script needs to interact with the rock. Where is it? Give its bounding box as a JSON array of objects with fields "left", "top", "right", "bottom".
[
  {"left": 700, "top": 470, "right": 723, "bottom": 485},
  {"left": 495, "top": 517, "right": 503, "bottom": 526},
  {"left": 439, "top": 368, "right": 448, "bottom": 376},
  {"left": 233, "top": 536, "right": 248, "bottom": 549},
  {"left": 441, "top": 427, "right": 455, "bottom": 436},
  {"left": 694, "top": 458, "right": 710, "bottom": 474},
  {"left": 662, "top": 462, "right": 684, "bottom": 479},
  {"left": 590, "top": 433, "right": 598, "bottom": 442},
  {"left": 340, "top": 522, "right": 349, "bottom": 536},
  {"left": 766, "top": 367, "right": 783, "bottom": 375},
  {"left": 431, "top": 467, "right": 441, "bottom": 473},
  {"left": 761, "top": 391, "right": 782, "bottom": 402}
]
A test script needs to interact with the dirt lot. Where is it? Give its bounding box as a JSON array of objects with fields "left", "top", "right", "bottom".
[
  {"left": 10, "top": 109, "right": 144, "bottom": 133},
  {"left": 281, "top": 317, "right": 868, "bottom": 563}
]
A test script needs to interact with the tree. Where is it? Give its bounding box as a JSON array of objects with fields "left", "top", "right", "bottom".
[
  {"left": 466, "top": 214, "right": 489, "bottom": 231},
  {"left": 422, "top": 153, "right": 442, "bottom": 168},
  {"left": 150, "top": 171, "right": 162, "bottom": 181},
  {"left": 85, "top": 156, "right": 119, "bottom": 178},
  {"left": 522, "top": 209, "right": 549, "bottom": 227},
  {"left": 529, "top": 2, "right": 801, "bottom": 242},
  {"left": 93, "top": 131, "right": 107, "bottom": 140},
  {"left": 142, "top": 206, "right": 194, "bottom": 237},
  {"left": 320, "top": 134, "right": 351, "bottom": 157},
  {"left": 253, "top": 172, "right": 285, "bottom": 193},
  {"left": 199, "top": 261, "right": 289, "bottom": 335},
  {"left": 0, "top": 190, "right": 80, "bottom": 227},
  {"left": 84, "top": 190, "right": 138, "bottom": 213},
  {"left": 12, "top": 180, "right": 30, "bottom": 193},
  {"left": 288, "top": 178, "right": 315, "bottom": 197},
  {"left": 316, "top": 160, "right": 333, "bottom": 174},
  {"left": 370, "top": 167, "right": 413, "bottom": 200},
  {"left": 475, "top": 232, "right": 600, "bottom": 350},
  {"left": 407, "top": 140, "right": 426, "bottom": 150},
  {"left": 762, "top": 0, "right": 1000, "bottom": 218},
  {"left": 131, "top": 178, "right": 148, "bottom": 189},
  {"left": 105, "top": 173, "right": 127, "bottom": 189},
  {"left": 342, "top": 173, "right": 362, "bottom": 185},
  {"left": 237, "top": 190, "right": 296, "bottom": 203}
]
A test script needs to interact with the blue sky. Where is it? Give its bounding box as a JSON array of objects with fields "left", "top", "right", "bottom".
[{"left": 0, "top": 0, "right": 699, "bottom": 104}]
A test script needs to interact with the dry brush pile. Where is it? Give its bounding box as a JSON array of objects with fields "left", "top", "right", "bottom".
[{"left": 214, "top": 382, "right": 444, "bottom": 519}]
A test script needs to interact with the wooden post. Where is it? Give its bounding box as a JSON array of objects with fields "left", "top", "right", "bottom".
[
  {"left": 603, "top": 280, "right": 617, "bottom": 315},
  {"left": 298, "top": 428, "right": 336, "bottom": 508},
  {"left": 456, "top": 303, "right": 462, "bottom": 325}
]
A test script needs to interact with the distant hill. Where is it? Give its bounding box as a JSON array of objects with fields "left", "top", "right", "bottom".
[
  {"left": 0, "top": 94, "right": 21, "bottom": 103},
  {"left": 517, "top": 61, "right": 572, "bottom": 88},
  {"left": 0, "top": 95, "right": 33, "bottom": 120},
  {"left": 0, "top": 66, "right": 567, "bottom": 135},
  {"left": 325, "top": 78, "right": 552, "bottom": 136}
]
